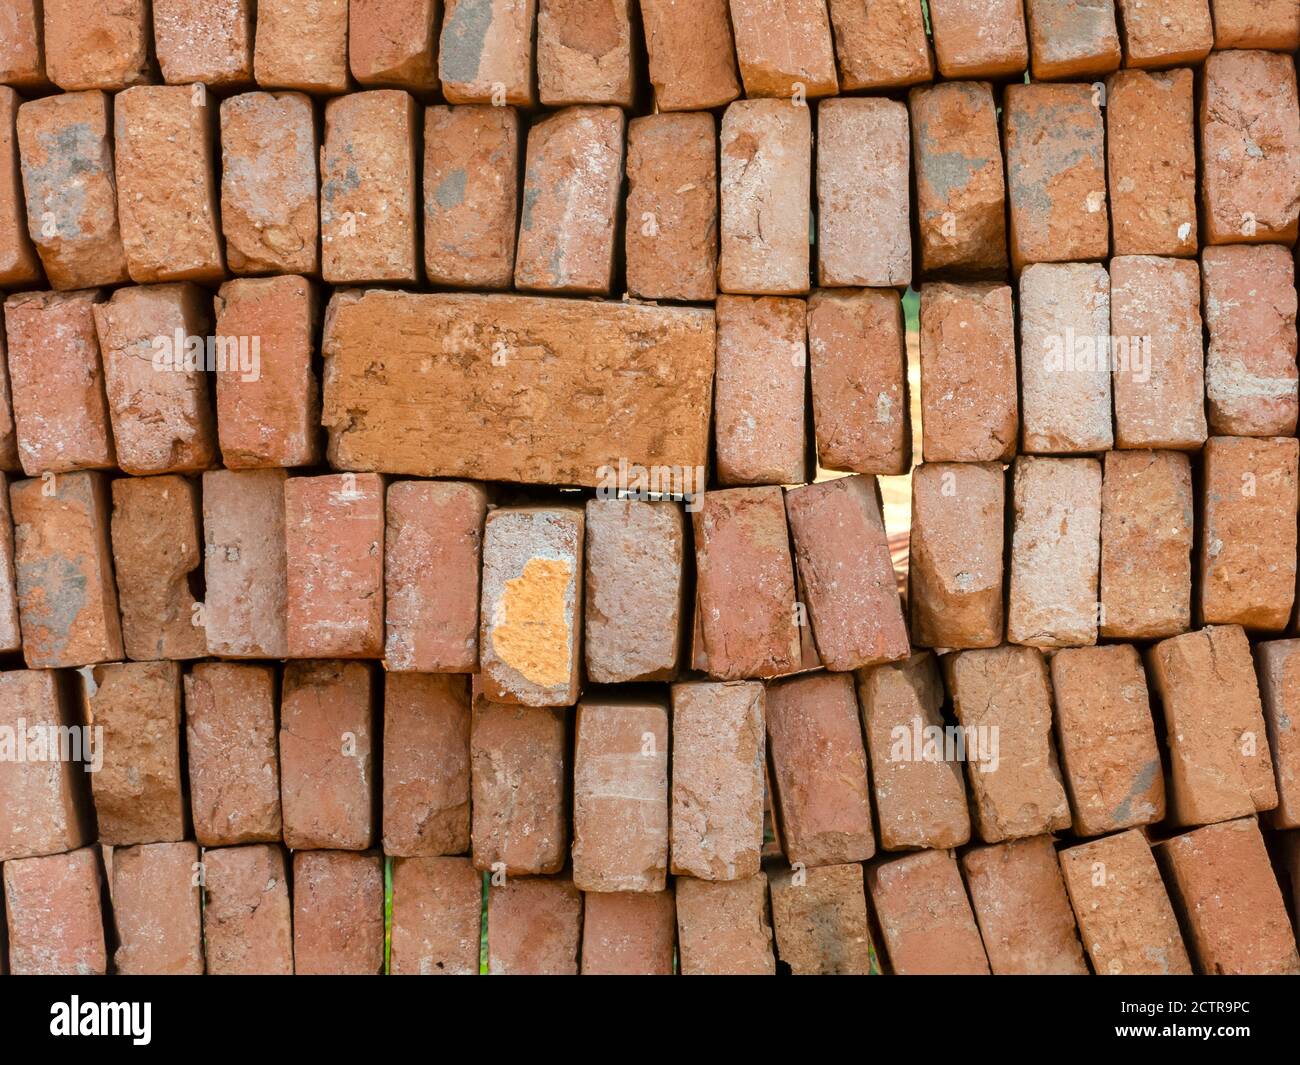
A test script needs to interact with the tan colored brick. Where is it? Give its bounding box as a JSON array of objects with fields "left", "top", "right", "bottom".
[
  {"left": 1253, "top": 639, "right": 1300, "bottom": 828},
  {"left": 153, "top": 0, "right": 254, "bottom": 87},
  {"left": 3, "top": 847, "right": 105, "bottom": 974},
  {"left": 826, "top": 0, "right": 933, "bottom": 90},
  {"left": 439, "top": 0, "right": 535, "bottom": 105},
  {"left": 348, "top": 0, "right": 439, "bottom": 90},
  {"left": 580, "top": 891, "right": 675, "bottom": 975},
  {"left": 253, "top": 0, "right": 348, "bottom": 93},
  {"left": 201, "top": 844, "right": 293, "bottom": 975},
  {"left": 729, "top": 0, "right": 837, "bottom": 98},
  {"left": 675, "top": 873, "right": 775, "bottom": 975},
  {"left": 537, "top": 0, "right": 633, "bottom": 106},
  {"left": 389, "top": 856, "right": 481, "bottom": 976},
  {"left": 1025, "top": 0, "right": 1120, "bottom": 79},
  {"left": 1115, "top": 0, "right": 1211, "bottom": 66},
  {"left": 111, "top": 841, "right": 202, "bottom": 975},
  {"left": 43, "top": 0, "right": 151, "bottom": 89},
  {"left": 770, "top": 862, "right": 874, "bottom": 975},
  {"left": 292, "top": 850, "right": 384, "bottom": 975},
  {"left": 487, "top": 875, "right": 582, "bottom": 975},
  {"left": 867, "top": 849, "right": 989, "bottom": 975},
  {"left": 929, "top": 0, "right": 1028, "bottom": 78}
]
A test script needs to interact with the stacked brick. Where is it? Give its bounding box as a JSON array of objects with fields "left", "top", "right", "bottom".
[{"left": 1, "top": 0, "right": 1299, "bottom": 980}]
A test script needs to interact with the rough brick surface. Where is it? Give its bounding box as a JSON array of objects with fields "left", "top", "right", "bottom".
[
  {"left": 112, "top": 841, "right": 203, "bottom": 975},
  {"left": 254, "top": 0, "right": 348, "bottom": 93},
  {"left": 769, "top": 862, "right": 874, "bottom": 975},
  {"left": 201, "top": 844, "right": 293, "bottom": 975},
  {"left": 867, "top": 849, "right": 989, "bottom": 975},
  {"left": 639, "top": 0, "right": 739, "bottom": 111},
  {"left": 389, "top": 856, "right": 481, "bottom": 976},
  {"left": 43, "top": 0, "right": 152, "bottom": 90},
  {"left": 0, "top": 475, "right": 16, "bottom": 651},
  {"left": 3, "top": 847, "right": 105, "bottom": 975},
  {"left": 349, "top": 0, "right": 439, "bottom": 90},
  {"left": 439, "top": 0, "right": 536, "bottom": 105},
  {"left": 1115, "top": 0, "right": 1211, "bottom": 66},
  {"left": 675, "top": 873, "right": 776, "bottom": 975},
  {"left": 487, "top": 875, "right": 582, "bottom": 975},
  {"left": 1025, "top": 0, "right": 1121, "bottom": 80},
  {"left": 153, "top": 0, "right": 254, "bottom": 87},
  {"left": 0, "top": 88, "right": 40, "bottom": 287},
  {"left": 1211, "top": 0, "right": 1300, "bottom": 50},
  {"left": 929, "top": 0, "right": 1028, "bottom": 78},
  {"left": 729, "top": 0, "right": 837, "bottom": 99},
  {"left": 827, "top": 0, "right": 933, "bottom": 90},
  {"left": 536, "top": 0, "right": 634, "bottom": 106},
  {"left": 292, "top": 850, "right": 384, "bottom": 975},
  {"left": 580, "top": 891, "right": 675, "bottom": 975},
  {"left": 0, "top": 322, "right": 19, "bottom": 471},
  {"left": 0, "top": 1, "right": 46, "bottom": 88},
  {"left": 1254, "top": 640, "right": 1300, "bottom": 829}
]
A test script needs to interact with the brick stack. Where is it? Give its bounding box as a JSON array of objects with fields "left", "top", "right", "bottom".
[{"left": 1, "top": 0, "right": 1300, "bottom": 978}]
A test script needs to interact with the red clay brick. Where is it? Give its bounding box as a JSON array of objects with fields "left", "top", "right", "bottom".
[
  {"left": 279, "top": 660, "right": 376, "bottom": 850},
  {"left": 487, "top": 875, "right": 582, "bottom": 975},
  {"left": 43, "top": 0, "right": 151, "bottom": 89},
  {"left": 385, "top": 480, "right": 487, "bottom": 673},
  {"left": 0, "top": 321, "right": 18, "bottom": 470},
  {"left": 0, "top": 477, "right": 15, "bottom": 651},
  {"left": 349, "top": 0, "right": 439, "bottom": 90},
  {"left": 675, "top": 873, "right": 775, "bottom": 975},
  {"left": 1025, "top": 0, "right": 1121, "bottom": 79},
  {"left": 389, "top": 855, "right": 481, "bottom": 975},
  {"left": 3, "top": 847, "right": 105, "bottom": 974},
  {"left": 201, "top": 844, "right": 293, "bottom": 975},
  {"left": 0, "top": 1, "right": 46, "bottom": 88},
  {"left": 729, "top": 0, "right": 837, "bottom": 98},
  {"left": 867, "top": 849, "right": 989, "bottom": 975},
  {"left": 0, "top": 88, "right": 39, "bottom": 287},
  {"left": 1211, "top": 0, "right": 1300, "bottom": 50},
  {"left": 111, "top": 841, "right": 203, "bottom": 975},
  {"left": 292, "top": 850, "right": 384, "bottom": 975},
  {"left": 769, "top": 862, "right": 875, "bottom": 975},
  {"left": 929, "top": 0, "right": 1028, "bottom": 78},
  {"left": 254, "top": 0, "right": 348, "bottom": 93},
  {"left": 580, "top": 890, "right": 675, "bottom": 975},
  {"left": 537, "top": 0, "right": 633, "bottom": 106},
  {"left": 439, "top": 0, "right": 535, "bottom": 105},
  {"left": 1253, "top": 639, "right": 1300, "bottom": 828},
  {"left": 183, "top": 662, "right": 282, "bottom": 846},
  {"left": 383, "top": 672, "right": 472, "bottom": 857},
  {"left": 1115, "top": 0, "right": 1212, "bottom": 66},
  {"left": 826, "top": 0, "right": 933, "bottom": 90},
  {"left": 153, "top": 0, "right": 254, "bottom": 87}
]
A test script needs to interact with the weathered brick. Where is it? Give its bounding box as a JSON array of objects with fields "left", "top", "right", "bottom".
[
  {"left": 0, "top": 477, "right": 15, "bottom": 651},
  {"left": 348, "top": 0, "right": 439, "bottom": 90},
  {"left": 1025, "top": 0, "right": 1120, "bottom": 79},
  {"left": 1253, "top": 639, "right": 1300, "bottom": 828},
  {"left": 944, "top": 646, "right": 1072, "bottom": 841},
  {"left": 719, "top": 99, "right": 810, "bottom": 295},
  {"left": 385, "top": 480, "right": 487, "bottom": 673},
  {"left": 729, "top": 0, "right": 837, "bottom": 98},
  {"left": 1211, "top": 0, "right": 1299, "bottom": 50},
  {"left": 201, "top": 844, "right": 293, "bottom": 975},
  {"left": 1148, "top": 624, "right": 1277, "bottom": 826},
  {"left": 111, "top": 841, "right": 203, "bottom": 975},
  {"left": 153, "top": 0, "right": 254, "bottom": 87},
  {"left": 580, "top": 890, "right": 675, "bottom": 975},
  {"left": 1115, "top": 0, "right": 1212, "bottom": 66},
  {"left": 675, "top": 873, "right": 775, "bottom": 975},
  {"left": 928, "top": 0, "right": 1028, "bottom": 78},
  {"left": 321, "top": 90, "right": 419, "bottom": 284},
  {"left": 219, "top": 91, "right": 319, "bottom": 276},
  {"left": 383, "top": 672, "right": 472, "bottom": 857},
  {"left": 110, "top": 475, "right": 205, "bottom": 661},
  {"left": 1199, "top": 435, "right": 1298, "bottom": 630},
  {"left": 867, "top": 849, "right": 989, "bottom": 975},
  {"left": 0, "top": 0, "right": 46, "bottom": 88},
  {"left": 962, "top": 836, "right": 1088, "bottom": 975},
  {"left": 826, "top": 0, "right": 933, "bottom": 90},
  {"left": 16, "top": 91, "right": 129, "bottom": 289},
  {"left": 3, "top": 847, "right": 105, "bottom": 974},
  {"left": 43, "top": 0, "right": 151, "bottom": 89},
  {"left": 769, "top": 862, "right": 874, "bottom": 975},
  {"left": 113, "top": 86, "right": 224, "bottom": 283},
  {"left": 285, "top": 472, "right": 385, "bottom": 659},
  {"left": 321, "top": 290, "right": 715, "bottom": 484},
  {"left": 536, "top": 0, "right": 633, "bottom": 105},
  {"left": 1099, "top": 449, "right": 1194, "bottom": 639},
  {"left": 1159, "top": 817, "right": 1300, "bottom": 974},
  {"left": 201, "top": 468, "right": 288, "bottom": 658},
  {"left": 423, "top": 105, "right": 519, "bottom": 289},
  {"left": 1202, "top": 244, "right": 1298, "bottom": 436},
  {"left": 292, "top": 850, "right": 384, "bottom": 975},
  {"left": 639, "top": 0, "right": 738, "bottom": 110},
  {"left": 183, "top": 662, "right": 281, "bottom": 846},
  {"left": 918, "top": 282, "right": 1018, "bottom": 462},
  {"left": 279, "top": 660, "right": 376, "bottom": 851},
  {"left": 439, "top": 0, "right": 535, "bottom": 105},
  {"left": 253, "top": 0, "right": 348, "bottom": 93},
  {"left": 389, "top": 856, "right": 481, "bottom": 976},
  {"left": 487, "top": 875, "right": 582, "bottom": 975},
  {"left": 0, "top": 87, "right": 39, "bottom": 287},
  {"left": 10, "top": 471, "right": 123, "bottom": 667},
  {"left": 0, "top": 321, "right": 19, "bottom": 470}
]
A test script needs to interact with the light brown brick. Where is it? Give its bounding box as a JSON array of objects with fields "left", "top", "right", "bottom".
[
  {"left": 0, "top": 87, "right": 39, "bottom": 287},
  {"left": 675, "top": 873, "right": 775, "bottom": 975},
  {"left": 537, "top": 0, "right": 633, "bottom": 106},
  {"left": 43, "top": 0, "right": 151, "bottom": 89},
  {"left": 111, "top": 841, "right": 203, "bottom": 975},
  {"left": 867, "top": 849, "right": 989, "bottom": 975},
  {"left": 1115, "top": 0, "right": 1211, "bottom": 66},
  {"left": 348, "top": 0, "right": 439, "bottom": 90},
  {"left": 0, "top": 0, "right": 47, "bottom": 88},
  {"left": 153, "top": 0, "right": 254, "bottom": 87},
  {"left": 769, "top": 862, "right": 875, "bottom": 975},
  {"left": 201, "top": 844, "right": 293, "bottom": 975},
  {"left": 292, "top": 850, "right": 384, "bottom": 975},
  {"left": 389, "top": 856, "right": 481, "bottom": 976},
  {"left": 729, "top": 0, "right": 838, "bottom": 99},
  {"left": 3, "top": 847, "right": 105, "bottom": 974},
  {"left": 487, "top": 875, "right": 582, "bottom": 975},
  {"left": 1211, "top": 0, "right": 1300, "bottom": 50},
  {"left": 1253, "top": 639, "right": 1300, "bottom": 829},
  {"left": 580, "top": 891, "right": 675, "bottom": 975},
  {"left": 253, "top": 0, "right": 348, "bottom": 93}
]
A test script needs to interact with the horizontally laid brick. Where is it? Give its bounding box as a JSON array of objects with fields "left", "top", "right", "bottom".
[
  {"left": 1159, "top": 817, "right": 1300, "bottom": 974},
  {"left": 918, "top": 283, "right": 1017, "bottom": 462},
  {"left": 479, "top": 505, "right": 582, "bottom": 706},
  {"left": 285, "top": 472, "right": 385, "bottom": 658},
  {"left": 87, "top": 660, "right": 186, "bottom": 846},
  {"left": 0, "top": 0, "right": 45, "bottom": 87},
  {"left": 962, "top": 836, "right": 1087, "bottom": 975},
  {"left": 536, "top": 0, "right": 633, "bottom": 106},
  {"left": 153, "top": 0, "right": 254, "bottom": 87},
  {"left": 581, "top": 891, "right": 675, "bottom": 975},
  {"left": 470, "top": 696, "right": 567, "bottom": 875},
  {"left": 1099, "top": 449, "right": 1194, "bottom": 639},
  {"left": 1008, "top": 456, "right": 1102, "bottom": 648},
  {"left": 1025, "top": 0, "right": 1120, "bottom": 79},
  {"left": 1149, "top": 625, "right": 1277, "bottom": 826},
  {"left": 0, "top": 670, "right": 90, "bottom": 861},
  {"left": 826, "top": 0, "right": 933, "bottom": 90},
  {"left": 389, "top": 856, "right": 481, "bottom": 976},
  {"left": 201, "top": 468, "right": 288, "bottom": 658},
  {"left": 714, "top": 296, "right": 807, "bottom": 485},
  {"left": 908, "top": 462, "right": 1004, "bottom": 649},
  {"left": 111, "top": 841, "right": 202, "bottom": 975},
  {"left": 487, "top": 875, "right": 582, "bottom": 975},
  {"left": 624, "top": 112, "right": 717, "bottom": 301},
  {"left": 321, "top": 90, "right": 419, "bottom": 284},
  {"left": 110, "top": 474, "right": 205, "bottom": 660},
  {"left": 1004, "top": 84, "right": 1108, "bottom": 270},
  {"left": 670, "top": 680, "right": 765, "bottom": 880},
  {"left": 201, "top": 844, "right": 293, "bottom": 975},
  {"left": 1200, "top": 50, "right": 1300, "bottom": 246},
  {"left": 423, "top": 105, "right": 519, "bottom": 289},
  {"left": 583, "top": 499, "right": 685, "bottom": 684},
  {"left": 719, "top": 99, "right": 810, "bottom": 295},
  {"left": 184, "top": 662, "right": 282, "bottom": 846},
  {"left": 1253, "top": 640, "right": 1300, "bottom": 828},
  {"left": 3, "top": 289, "right": 114, "bottom": 474},
  {"left": 817, "top": 98, "right": 909, "bottom": 287},
  {"left": 349, "top": 0, "right": 439, "bottom": 91},
  {"left": 386, "top": 480, "right": 487, "bottom": 673},
  {"left": 945, "top": 646, "right": 1072, "bottom": 841},
  {"left": 928, "top": 0, "right": 1028, "bottom": 78},
  {"left": 729, "top": 0, "right": 837, "bottom": 98},
  {"left": 43, "top": 0, "right": 151, "bottom": 90},
  {"left": 1050, "top": 644, "right": 1165, "bottom": 835},
  {"left": 1106, "top": 69, "right": 1198, "bottom": 257},
  {"left": 1115, "top": 0, "right": 1211, "bottom": 66},
  {"left": 867, "top": 849, "right": 989, "bottom": 975},
  {"left": 439, "top": 0, "right": 535, "bottom": 105},
  {"left": 1202, "top": 244, "right": 1298, "bottom": 436},
  {"left": 1019, "top": 263, "right": 1112, "bottom": 453},
  {"left": 766, "top": 672, "right": 873, "bottom": 866},
  {"left": 2, "top": 847, "right": 105, "bottom": 975},
  {"left": 321, "top": 290, "right": 715, "bottom": 484},
  {"left": 114, "top": 86, "right": 224, "bottom": 283},
  {"left": 675, "top": 874, "right": 775, "bottom": 975},
  {"left": 382, "top": 672, "right": 471, "bottom": 857},
  {"left": 1211, "top": 0, "right": 1300, "bottom": 50},
  {"left": 10, "top": 471, "right": 123, "bottom": 667},
  {"left": 213, "top": 275, "right": 321, "bottom": 468},
  {"left": 1109, "top": 255, "right": 1207, "bottom": 449},
  {"left": 292, "top": 851, "right": 384, "bottom": 975},
  {"left": 254, "top": 0, "right": 348, "bottom": 93},
  {"left": 693, "top": 487, "right": 800, "bottom": 679},
  {"left": 279, "top": 660, "right": 376, "bottom": 851},
  {"left": 786, "top": 475, "right": 908, "bottom": 671},
  {"left": 769, "top": 862, "right": 874, "bottom": 975},
  {"left": 1058, "top": 829, "right": 1191, "bottom": 975},
  {"left": 219, "top": 92, "right": 319, "bottom": 276},
  {"left": 16, "top": 90, "right": 129, "bottom": 289},
  {"left": 93, "top": 283, "right": 218, "bottom": 475},
  {"left": 1199, "top": 435, "right": 1298, "bottom": 630}
]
